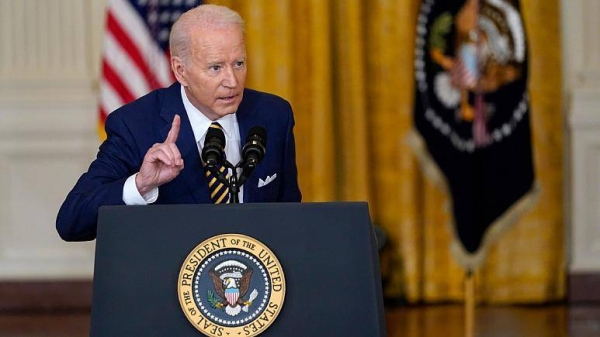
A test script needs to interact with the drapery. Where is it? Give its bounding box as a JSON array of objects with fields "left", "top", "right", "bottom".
[{"left": 209, "top": 0, "right": 563, "bottom": 303}]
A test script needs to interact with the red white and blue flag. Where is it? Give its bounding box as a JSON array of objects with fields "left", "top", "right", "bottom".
[{"left": 98, "top": 0, "right": 200, "bottom": 137}]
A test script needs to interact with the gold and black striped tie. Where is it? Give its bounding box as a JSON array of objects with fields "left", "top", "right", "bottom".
[{"left": 205, "top": 123, "right": 231, "bottom": 204}]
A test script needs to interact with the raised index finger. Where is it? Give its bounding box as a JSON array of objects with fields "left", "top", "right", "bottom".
[{"left": 165, "top": 114, "right": 181, "bottom": 144}]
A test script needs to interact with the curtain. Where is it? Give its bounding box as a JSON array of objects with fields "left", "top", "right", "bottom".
[{"left": 209, "top": 0, "right": 563, "bottom": 303}]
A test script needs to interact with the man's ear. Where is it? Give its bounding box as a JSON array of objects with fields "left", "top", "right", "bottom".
[{"left": 171, "top": 56, "right": 188, "bottom": 87}]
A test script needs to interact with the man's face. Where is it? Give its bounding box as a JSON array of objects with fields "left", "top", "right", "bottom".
[{"left": 174, "top": 26, "right": 247, "bottom": 120}]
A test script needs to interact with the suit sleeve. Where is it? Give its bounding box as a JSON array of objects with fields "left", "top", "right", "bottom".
[
  {"left": 278, "top": 103, "right": 302, "bottom": 202},
  {"left": 56, "top": 114, "right": 141, "bottom": 241}
]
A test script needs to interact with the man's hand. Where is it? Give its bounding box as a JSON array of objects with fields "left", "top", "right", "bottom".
[{"left": 135, "top": 115, "right": 184, "bottom": 195}]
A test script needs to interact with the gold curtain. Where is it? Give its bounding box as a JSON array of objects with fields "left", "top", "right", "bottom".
[{"left": 208, "top": 0, "right": 564, "bottom": 303}]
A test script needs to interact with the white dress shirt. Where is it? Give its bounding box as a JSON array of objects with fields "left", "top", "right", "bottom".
[{"left": 122, "top": 86, "right": 243, "bottom": 205}]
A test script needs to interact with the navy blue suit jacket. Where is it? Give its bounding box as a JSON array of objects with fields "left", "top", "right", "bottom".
[{"left": 57, "top": 83, "right": 301, "bottom": 241}]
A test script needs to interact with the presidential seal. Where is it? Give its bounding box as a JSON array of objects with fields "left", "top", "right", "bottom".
[{"left": 178, "top": 234, "right": 285, "bottom": 337}]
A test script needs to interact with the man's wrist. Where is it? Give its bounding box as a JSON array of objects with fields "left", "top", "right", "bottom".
[
  {"left": 135, "top": 174, "right": 154, "bottom": 196},
  {"left": 124, "top": 174, "right": 158, "bottom": 205}
]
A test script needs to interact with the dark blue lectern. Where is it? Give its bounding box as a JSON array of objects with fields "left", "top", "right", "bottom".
[{"left": 90, "top": 202, "right": 386, "bottom": 336}]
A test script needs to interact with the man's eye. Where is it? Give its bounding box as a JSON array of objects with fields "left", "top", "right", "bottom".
[
  {"left": 235, "top": 61, "right": 245, "bottom": 68},
  {"left": 210, "top": 65, "right": 221, "bottom": 71}
]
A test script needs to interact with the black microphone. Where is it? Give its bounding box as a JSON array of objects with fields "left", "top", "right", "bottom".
[
  {"left": 201, "top": 126, "right": 226, "bottom": 169},
  {"left": 242, "top": 126, "right": 267, "bottom": 169}
]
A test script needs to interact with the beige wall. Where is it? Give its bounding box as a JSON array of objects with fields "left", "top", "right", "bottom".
[
  {"left": 564, "top": 1, "right": 600, "bottom": 273},
  {"left": 0, "top": 0, "right": 105, "bottom": 280}
]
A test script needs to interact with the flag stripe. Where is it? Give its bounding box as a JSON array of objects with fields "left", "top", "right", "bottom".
[
  {"left": 100, "top": 79, "right": 125, "bottom": 118},
  {"left": 102, "top": 60, "right": 136, "bottom": 104},
  {"left": 106, "top": 12, "right": 158, "bottom": 90},
  {"left": 104, "top": 32, "right": 151, "bottom": 97},
  {"left": 109, "top": 0, "right": 173, "bottom": 86}
]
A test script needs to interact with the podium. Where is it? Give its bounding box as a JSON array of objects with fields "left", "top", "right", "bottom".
[{"left": 90, "top": 202, "right": 386, "bottom": 336}]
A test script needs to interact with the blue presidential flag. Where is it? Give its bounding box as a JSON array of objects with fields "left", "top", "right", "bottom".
[{"left": 412, "top": 0, "right": 537, "bottom": 269}]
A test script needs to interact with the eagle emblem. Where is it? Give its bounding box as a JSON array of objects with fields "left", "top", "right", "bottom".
[
  {"left": 207, "top": 259, "right": 259, "bottom": 316},
  {"left": 179, "top": 234, "right": 285, "bottom": 336},
  {"left": 423, "top": 0, "right": 527, "bottom": 148}
]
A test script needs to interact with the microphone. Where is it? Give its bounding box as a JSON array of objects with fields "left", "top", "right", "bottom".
[
  {"left": 201, "top": 125, "right": 226, "bottom": 169},
  {"left": 242, "top": 126, "right": 267, "bottom": 169}
]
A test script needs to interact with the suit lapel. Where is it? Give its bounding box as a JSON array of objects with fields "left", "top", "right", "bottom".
[
  {"left": 159, "top": 83, "right": 211, "bottom": 204},
  {"left": 236, "top": 90, "right": 260, "bottom": 202}
]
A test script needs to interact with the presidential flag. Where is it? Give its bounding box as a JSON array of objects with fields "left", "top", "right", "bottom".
[
  {"left": 412, "top": 0, "right": 537, "bottom": 269},
  {"left": 98, "top": 0, "right": 200, "bottom": 138}
]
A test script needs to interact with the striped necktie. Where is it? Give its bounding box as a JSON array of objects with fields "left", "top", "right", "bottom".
[{"left": 205, "top": 123, "right": 231, "bottom": 204}]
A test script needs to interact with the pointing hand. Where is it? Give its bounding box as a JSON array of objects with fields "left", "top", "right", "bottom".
[{"left": 136, "top": 115, "right": 184, "bottom": 195}]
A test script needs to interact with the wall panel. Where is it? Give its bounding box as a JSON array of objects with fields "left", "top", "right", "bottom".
[
  {"left": 0, "top": 0, "right": 104, "bottom": 280},
  {"left": 564, "top": 0, "right": 600, "bottom": 274}
]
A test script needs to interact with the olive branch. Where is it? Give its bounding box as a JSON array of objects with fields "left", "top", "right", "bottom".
[{"left": 207, "top": 290, "right": 224, "bottom": 310}]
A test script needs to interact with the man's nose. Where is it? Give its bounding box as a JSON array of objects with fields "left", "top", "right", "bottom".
[{"left": 222, "top": 67, "right": 238, "bottom": 88}]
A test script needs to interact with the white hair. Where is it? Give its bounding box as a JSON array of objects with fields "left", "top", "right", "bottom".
[{"left": 170, "top": 4, "right": 245, "bottom": 65}]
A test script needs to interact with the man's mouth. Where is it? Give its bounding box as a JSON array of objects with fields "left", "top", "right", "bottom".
[{"left": 218, "top": 94, "right": 237, "bottom": 102}]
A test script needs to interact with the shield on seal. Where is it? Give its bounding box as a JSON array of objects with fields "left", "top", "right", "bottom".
[{"left": 225, "top": 288, "right": 239, "bottom": 306}]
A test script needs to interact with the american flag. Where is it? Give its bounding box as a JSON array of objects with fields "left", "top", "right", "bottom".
[{"left": 98, "top": 0, "right": 200, "bottom": 138}]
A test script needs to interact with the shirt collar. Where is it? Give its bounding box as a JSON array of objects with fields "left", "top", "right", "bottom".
[{"left": 180, "top": 85, "right": 237, "bottom": 142}]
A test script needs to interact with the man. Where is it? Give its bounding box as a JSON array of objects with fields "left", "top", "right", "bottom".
[{"left": 56, "top": 5, "right": 302, "bottom": 241}]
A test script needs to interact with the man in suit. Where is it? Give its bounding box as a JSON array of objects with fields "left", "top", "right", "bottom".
[{"left": 57, "top": 4, "right": 301, "bottom": 241}]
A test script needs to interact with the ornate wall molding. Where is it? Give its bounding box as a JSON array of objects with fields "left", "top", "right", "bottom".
[
  {"left": 564, "top": 0, "right": 600, "bottom": 274},
  {"left": 0, "top": 0, "right": 104, "bottom": 280}
]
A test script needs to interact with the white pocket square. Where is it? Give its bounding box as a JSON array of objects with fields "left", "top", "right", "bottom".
[{"left": 258, "top": 174, "right": 277, "bottom": 188}]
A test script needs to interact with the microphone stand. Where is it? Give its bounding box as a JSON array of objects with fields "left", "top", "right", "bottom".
[
  {"left": 208, "top": 159, "right": 250, "bottom": 204},
  {"left": 227, "top": 160, "right": 241, "bottom": 204}
]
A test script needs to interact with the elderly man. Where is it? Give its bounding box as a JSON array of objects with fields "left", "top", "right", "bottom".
[{"left": 57, "top": 4, "right": 301, "bottom": 241}]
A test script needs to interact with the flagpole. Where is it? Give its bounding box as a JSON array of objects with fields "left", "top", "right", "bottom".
[{"left": 465, "top": 269, "right": 475, "bottom": 337}]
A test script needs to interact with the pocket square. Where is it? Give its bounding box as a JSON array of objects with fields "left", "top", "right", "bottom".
[{"left": 258, "top": 174, "right": 277, "bottom": 188}]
